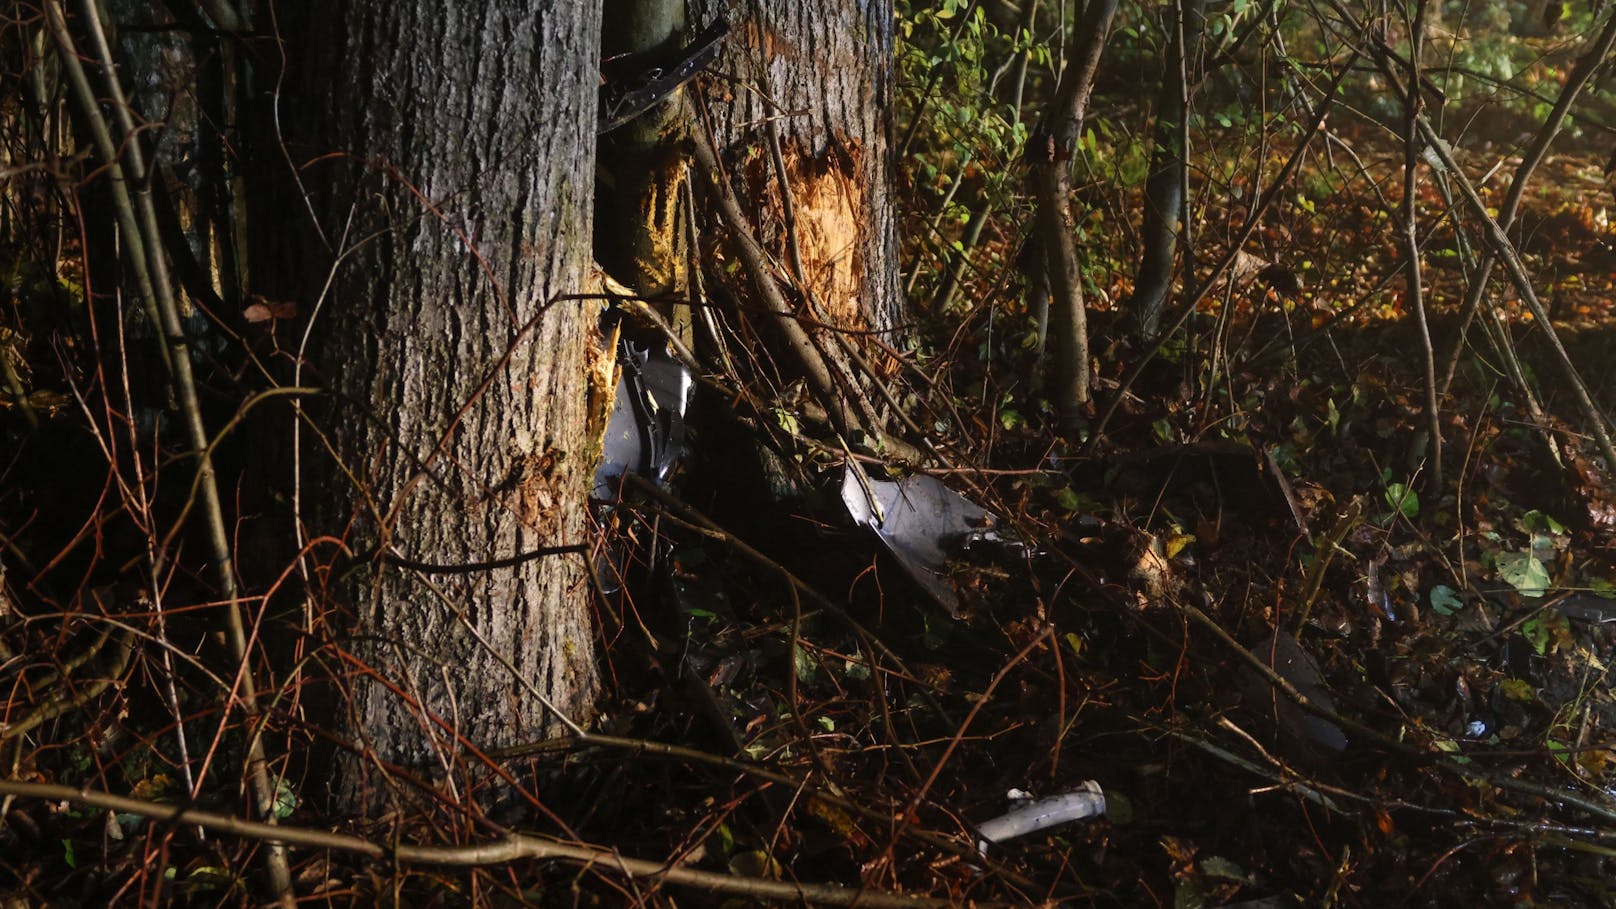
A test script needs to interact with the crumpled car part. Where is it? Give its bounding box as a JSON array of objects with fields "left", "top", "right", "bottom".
[{"left": 839, "top": 466, "right": 1024, "bottom": 616}]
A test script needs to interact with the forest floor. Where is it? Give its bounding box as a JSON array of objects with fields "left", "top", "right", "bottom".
[
  {"left": 556, "top": 133, "right": 1616, "bottom": 906},
  {"left": 8, "top": 124, "right": 1616, "bottom": 908}
]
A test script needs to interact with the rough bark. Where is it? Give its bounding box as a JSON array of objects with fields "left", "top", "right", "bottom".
[
  {"left": 1129, "top": 0, "right": 1206, "bottom": 339},
  {"left": 293, "top": 0, "right": 601, "bottom": 800},
  {"left": 691, "top": 0, "right": 903, "bottom": 343},
  {"left": 1029, "top": 0, "right": 1119, "bottom": 430}
]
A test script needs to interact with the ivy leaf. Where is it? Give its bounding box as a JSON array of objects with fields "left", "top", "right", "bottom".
[
  {"left": 1200, "top": 855, "right": 1250, "bottom": 882},
  {"left": 1384, "top": 482, "right": 1419, "bottom": 519},
  {"left": 1428, "top": 584, "right": 1463, "bottom": 616},
  {"left": 1521, "top": 509, "right": 1566, "bottom": 535},
  {"left": 1521, "top": 610, "right": 1572, "bottom": 656},
  {"left": 1522, "top": 614, "right": 1551, "bottom": 655},
  {"left": 793, "top": 643, "right": 817, "bottom": 683},
  {"left": 1496, "top": 552, "right": 1550, "bottom": 598},
  {"left": 273, "top": 779, "right": 298, "bottom": 819}
]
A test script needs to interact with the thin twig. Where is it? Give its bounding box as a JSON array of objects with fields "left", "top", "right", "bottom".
[
  {"left": 1400, "top": 0, "right": 1442, "bottom": 487},
  {"left": 1090, "top": 51, "right": 1355, "bottom": 445},
  {"left": 0, "top": 627, "right": 133, "bottom": 742},
  {"left": 50, "top": 3, "right": 295, "bottom": 900},
  {"left": 1325, "top": 0, "right": 1616, "bottom": 477},
  {"left": 1438, "top": 8, "right": 1616, "bottom": 397},
  {"left": 1180, "top": 602, "right": 1616, "bottom": 825},
  {"left": 619, "top": 472, "right": 954, "bottom": 728}
]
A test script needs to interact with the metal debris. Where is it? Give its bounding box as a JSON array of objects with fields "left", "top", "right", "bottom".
[
  {"left": 975, "top": 782, "right": 1107, "bottom": 854},
  {"left": 839, "top": 466, "right": 1018, "bottom": 615}
]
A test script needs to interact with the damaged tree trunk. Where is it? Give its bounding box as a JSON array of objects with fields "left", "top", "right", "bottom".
[
  {"left": 290, "top": 0, "right": 601, "bottom": 805},
  {"left": 695, "top": 0, "right": 902, "bottom": 337},
  {"left": 597, "top": 0, "right": 693, "bottom": 322},
  {"left": 687, "top": 0, "right": 907, "bottom": 450}
]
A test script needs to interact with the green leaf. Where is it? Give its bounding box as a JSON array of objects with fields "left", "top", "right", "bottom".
[
  {"left": 1429, "top": 584, "right": 1463, "bottom": 615},
  {"left": 1497, "top": 551, "right": 1550, "bottom": 598},
  {"left": 1548, "top": 737, "right": 1572, "bottom": 769},
  {"left": 1496, "top": 678, "right": 1535, "bottom": 702},
  {"left": 1200, "top": 855, "right": 1249, "bottom": 882},
  {"left": 1525, "top": 504, "right": 1564, "bottom": 533},
  {"left": 1384, "top": 482, "right": 1419, "bottom": 519},
  {"left": 1521, "top": 614, "right": 1551, "bottom": 655},
  {"left": 273, "top": 779, "right": 298, "bottom": 819},
  {"left": 793, "top": 643, "right": 817, "bottom": 683},
  {"left": 772, "top": 409, "right": 800, "bottom": 435},
  {"left": 1521, "top": 610, "right": 1571, "bottom": 655},
  {"left": 729, "top": 850, "right": 784, "bottom": 879},
  {"left": 815, "top": 715, "right": 836, "bottom": 732},
  {"left": 1431, "top": 736, "right": 1470, "bottom": 765},
  {"left": 1053, "top": 486, "right": 1083, "bottom": 513}
]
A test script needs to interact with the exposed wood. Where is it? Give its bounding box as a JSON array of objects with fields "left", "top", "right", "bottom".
[
  {"left": 692, "top": 0, "right": 903, "bottom": 351},
  {"left": 597, "top": 0, "right": 692, "bottom": 324}
]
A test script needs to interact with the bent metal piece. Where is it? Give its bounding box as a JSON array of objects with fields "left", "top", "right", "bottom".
[
  {"left": 593, "top": 338, "right": 693, "bottom": 503},
  {"left": 598, "top": 17, "right": 730, "bottom": 134},
  {"left": 840, "top": 466, "right": 1026, "bottom": 616},
  {"left": 591, "top": 338, "right": 693, "bottom": 598}
]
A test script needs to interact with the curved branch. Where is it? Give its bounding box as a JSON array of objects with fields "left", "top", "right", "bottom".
[{"left": 0, "top": 780, "right": 993, "bottom": 908}]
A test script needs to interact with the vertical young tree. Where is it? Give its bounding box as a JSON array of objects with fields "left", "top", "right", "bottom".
[
  {"left": 1129, "top": 0, "right": 1207, "bottom": 339},
  {"left": 1029, "top": 0, "right": 1120, "bottom": 428}
]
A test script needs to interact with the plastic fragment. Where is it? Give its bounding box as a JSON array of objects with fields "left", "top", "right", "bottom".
[{"left": 975, "top": 781, "right": 1106, "bottom": 854}]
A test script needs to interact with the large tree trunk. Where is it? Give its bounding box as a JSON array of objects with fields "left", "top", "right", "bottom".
[
  {"left": 694, "top": 0, "right": 903, "bottom": 347},
  {"left": 291, "top": 0, "right": 601, "bottom": 801}
]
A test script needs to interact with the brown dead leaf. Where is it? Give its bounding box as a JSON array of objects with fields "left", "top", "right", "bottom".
[{"left": 243, "top": 296, "right": 298, "bottom": 323}]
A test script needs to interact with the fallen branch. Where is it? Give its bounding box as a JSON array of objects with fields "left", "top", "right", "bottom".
[
  {"left": 0, "top": 780, "right": 999, "bottom": 908},
  {"left": 686, "top": 98, "right": 925, "bottom": 463},
  {"left": 0, "top": 627, "right": 133, "bottom": 742}
]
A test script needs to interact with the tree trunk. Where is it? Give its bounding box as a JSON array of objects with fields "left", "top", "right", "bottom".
[
  {"left": 1029, "top": 0, "right": 1119, "bottom": 430},
  {"left": 1129, "top": 0, "right": 1207, "bottom": 339},
  {"left": 291, "top": 0, "right": 601, "bottom": 801},
  {"left": 693, "top": 0, "right": 903, "bottom": 346}
]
